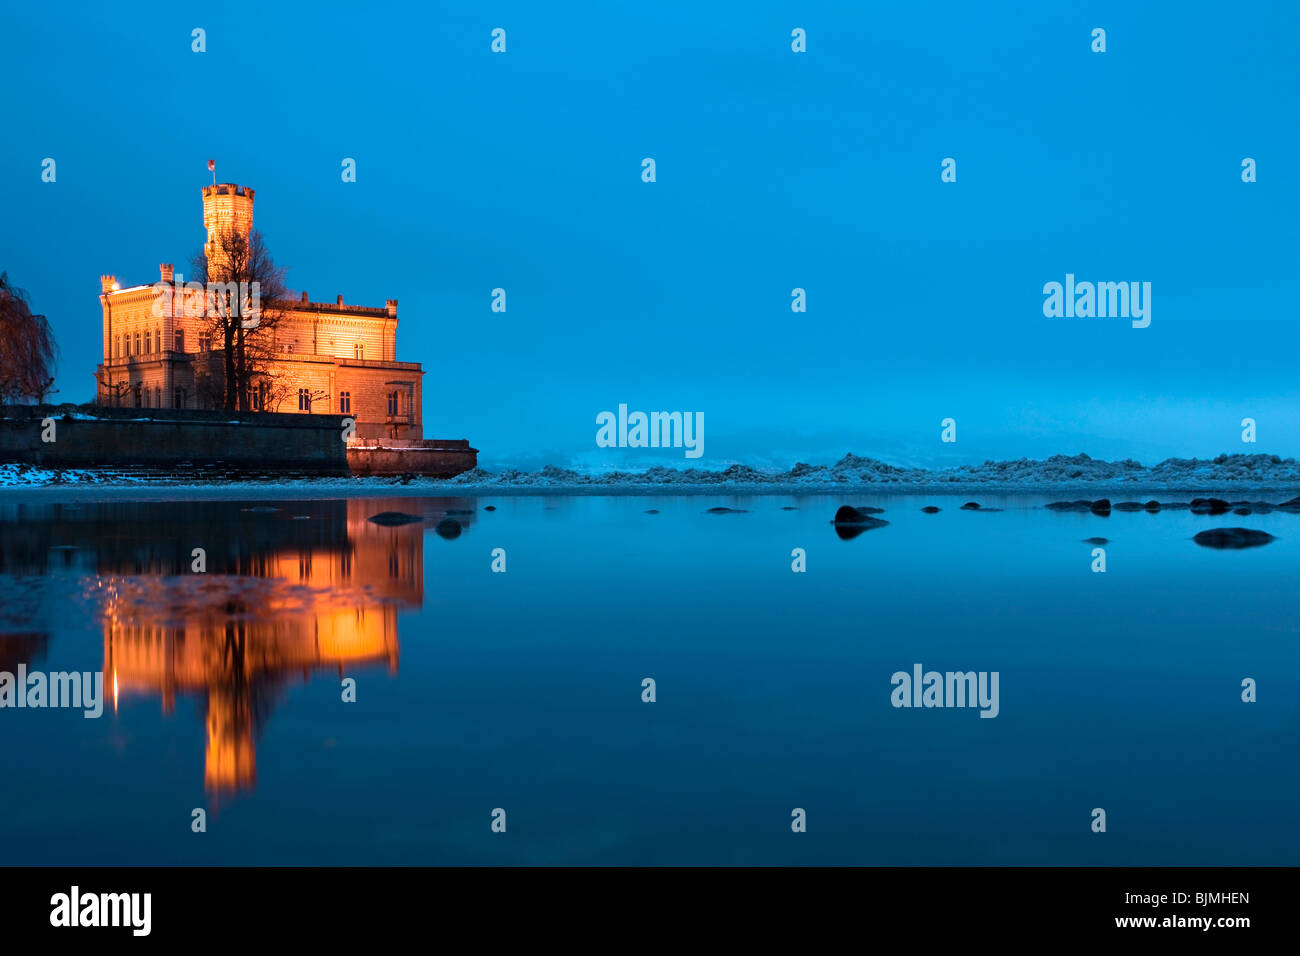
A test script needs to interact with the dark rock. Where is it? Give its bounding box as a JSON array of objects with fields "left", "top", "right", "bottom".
[
  {"left": 921, "top": 506, "right": 941, "bottom": 513},
  {"left": 1144, "top": 500, "right": 1161, "bottom": 512},
  {"left": 1190, "top": 497, "right": 1231, "bottom": 515},
  {"left": 831, "top": 505, "right": 889, "bottom": 539},
  {"left": 644, "top": 509, "right": 660, "bottom": 514},
  {"left": 781, "top": 506, "right": 798, "bottom": 511},
  {"left": 1046, "top": 500, "right": 1094, "bottom": 512},
  {"left": 1193, "top": 527, "right": 1275, "bottom": 549},
  {"left": 1275, "top": 496, "right": 1300, "bottom": 511},
  {"left": 1233, "top": 507, "right": 1251, "bottom": 515},
  {"left": 1090, "top": 499, "right": 1111, "bottom": 515},
  {"left": 852, "top": 505, "right": 886, "bottom": 514},
  {"left": 1083, "top": 537, "right": 1109, "bottom": 545},
  {"left": 484, "top": 505, "right": 496, "bottom": 511},
  {"left": 1113, "top": 501, "right": 1145, "bottom": 511},
  {"left": 434, "top": 518, "right": 462, "bottom": 539},
  {"left": 960, "top": 502, "right": 981, "bottom": 510},
  {"left": 705, "top": 506, "right": 748, "bottom": 514},
  {"left": 368, "top": 511, "right": 425, "bottom": 526}
]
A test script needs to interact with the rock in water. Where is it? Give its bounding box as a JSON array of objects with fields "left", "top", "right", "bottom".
[
  {"left": 831, "top": 505, "right": 889, "bottom": 539},
  {"left": 1144, "top": 500, "right": 1161, "bottom": 512},
  {"left": 1193, "top": 528, "right": 1275, "bottom": 549},
  {"left": 1090, "top": 499, "right": 1112, "bottom": 515},
  {"left": 1190, "top": 497, "right": 1232, "bottom": 515},
  {"left": 960, "top": 502, "right": 981, "bottom": 511},
  {"left": 705, "top": 506, "right": 748, "bottom": 514},
  {"left": 369, "top": 512, "right": 424, "bottom": 526},
  {"left": 434, "top": 518, "right": 462, "bottom": 539},
  {"left": 921, "top": 506, "right": 941, "bottom": 513},
  {"left": 1083, "top": 537, "right": 1109, "bottom": 545}
]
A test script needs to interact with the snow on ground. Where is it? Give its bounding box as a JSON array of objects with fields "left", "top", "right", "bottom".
[{"left": 2, "top": 452, "right": 1299, "bottom": 495}]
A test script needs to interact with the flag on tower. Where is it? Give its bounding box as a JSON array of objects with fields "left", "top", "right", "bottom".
[{"left": 207, "top": 159, "right": 215, "bottom": 172}]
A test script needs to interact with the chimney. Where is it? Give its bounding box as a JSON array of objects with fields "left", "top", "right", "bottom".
[
  {"left": 100, "top": 275, "right": 117, "bottom": 294},
  {"left": 301, "top": 291, "right": 308, "bottom": 303},
  {"left": 336, "top": 294, "right": 344, "bottom": 306},
  {"left": 160, "top": 263, "right": 174, "bottom": 282},
  {"left": 385, "top": 299, "right": 398, "bottom": 318}
]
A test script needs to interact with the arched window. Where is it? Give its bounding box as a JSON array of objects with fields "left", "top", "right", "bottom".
[
  {"left": 144, "top": 330, "right": 151, "bottom": 354},
  {"left": 354, "top": 342, "right": 364, "bottom": 360}
]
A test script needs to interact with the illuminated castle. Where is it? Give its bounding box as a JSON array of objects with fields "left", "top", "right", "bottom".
[{"left": 93, "top": 183, "right": 424, "bottom": 440}]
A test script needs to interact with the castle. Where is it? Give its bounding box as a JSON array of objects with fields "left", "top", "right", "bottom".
[{"left": 94, "top": 183, "right": 424, "bottom": 441}]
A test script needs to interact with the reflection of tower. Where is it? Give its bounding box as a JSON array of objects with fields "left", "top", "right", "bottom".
[
  {"left": 201, "top": 183, "right": 255, "bottom": 270},
  {"left": 205, "top": 686, "right": 256, "bottom": 792}
]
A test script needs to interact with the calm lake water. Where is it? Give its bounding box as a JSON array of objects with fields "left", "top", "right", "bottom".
[{"left": 1, "top": 492, "right": 1297, "bottom": 865}]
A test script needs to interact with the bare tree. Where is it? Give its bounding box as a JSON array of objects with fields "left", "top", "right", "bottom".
[
  {"left": 104, "top": 380, "right": 133, "bottom": 407},
  {"left": 0, "top": 273, "right": 58, "bottom": 404},
  {"left": 189, "top": 229, "right": 288, "bottom": 411}
]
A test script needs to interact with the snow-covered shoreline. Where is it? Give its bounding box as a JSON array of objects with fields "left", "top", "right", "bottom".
[{"left": 2, "top": 452, "right": 1299, "bottom": 498}]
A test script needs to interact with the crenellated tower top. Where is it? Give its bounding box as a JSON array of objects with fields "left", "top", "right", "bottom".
[{"left": 202, "top": 183, "right": 255, "bottom": 269}]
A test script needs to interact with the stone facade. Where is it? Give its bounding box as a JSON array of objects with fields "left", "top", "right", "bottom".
[{"left": 93, "top": 183, "right": 424, "bottom": 441}]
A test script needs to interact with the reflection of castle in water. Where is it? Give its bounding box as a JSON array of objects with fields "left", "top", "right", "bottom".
[
  {"left": 0, "top": 497, "right": 467, "bottom": 795},
  {"left": 104, "top": 499, "right": 450, "bottom": 793}
]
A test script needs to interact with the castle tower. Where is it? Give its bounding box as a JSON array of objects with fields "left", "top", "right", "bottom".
[{"left": 202, "top": 183, "right": 255, "bottom": 271}]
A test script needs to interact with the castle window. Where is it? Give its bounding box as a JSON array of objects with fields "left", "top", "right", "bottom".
[
  {"left": 387, "top": 391, "right": 399, "bottom": 415},
  {"left": 339, "top": 391, "right": 351, "bottom": 414},
  {"left": 134, "top": 385, "right": 142, "bottom": 408},
  {"left": 155, "top": 328, "right": 161, "bottom": 352},
  {"left": 198, "top": 331, "right": 211, "bottom": 351},
  {"left": 134, "top": 332, "right": 141, "bottom": 355},
  {"left": 144, "top": 330, "right": 151, "bottom": 354},
  {"left": 174, "top": 388, "right": 185, "bottom": 409},
  {"left": 354, "top": 343, "right": 364, "bottom": 360},
  {"left": 298, "top": 388, "right": 311, "bottom": 412},
  {"left": 115, "top": 336, "right": 121, "bottom": 359},
  {"left": 174, "top": 329, "right": 184, "bottom": 352}
]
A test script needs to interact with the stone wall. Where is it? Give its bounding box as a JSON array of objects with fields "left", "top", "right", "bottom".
[
  {"left": 347, "top": 439, "right": 478, "bottom": 477},
  {"left": 0, "top": 404, "right": 350, "bottom": 473}
]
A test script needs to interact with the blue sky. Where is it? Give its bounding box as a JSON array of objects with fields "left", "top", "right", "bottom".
[{"left": 2, "top": 1, "right": 1296, "bottom": 469}]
